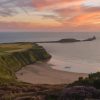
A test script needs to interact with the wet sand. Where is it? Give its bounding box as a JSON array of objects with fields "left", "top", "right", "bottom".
[{"left": 16, "top": 62, "right": 87, "bottom": 84}]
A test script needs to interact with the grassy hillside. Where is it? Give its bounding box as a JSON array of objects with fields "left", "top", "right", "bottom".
[
  {"left": 0, "top": 42, "right": 64, "bottom": 100},
  {"left": 0, "top": 42, "right": 51, "bottom": 81}
]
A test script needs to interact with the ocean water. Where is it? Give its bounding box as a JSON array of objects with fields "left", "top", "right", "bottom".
[{"left": 0, "top": 32, "right": 100, "bottom": 73}]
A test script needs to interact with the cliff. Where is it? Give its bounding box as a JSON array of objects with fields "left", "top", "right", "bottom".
[{"left": 0, "top": 42, "right": 51, "bottom": 81}]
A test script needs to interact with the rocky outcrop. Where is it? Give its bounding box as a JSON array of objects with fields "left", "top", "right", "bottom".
[
  {"left": 82, "top": 36, "right": 96, "bottom": 42},
  {"left": 58, "top": 36, "right": 96, "bottom": 43}
]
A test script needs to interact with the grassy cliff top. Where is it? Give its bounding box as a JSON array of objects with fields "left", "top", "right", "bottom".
[{"left": 0, "top": 42, "right": 40, "bottom": 54}]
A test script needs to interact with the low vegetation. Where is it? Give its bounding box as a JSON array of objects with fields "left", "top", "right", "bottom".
[
  {"left": 59, "top": 72, "right": 100, "bottom": 100},
  {"left": 0, "top": 81, "right": 65, "bottom": 100},
  {"left": 69, "top": 72, "right": 100, "bottom": 89}
]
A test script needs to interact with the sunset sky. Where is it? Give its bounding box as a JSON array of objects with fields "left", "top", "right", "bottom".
[{"left": 0, "top": 0, "right": 100, "bottom": 32}]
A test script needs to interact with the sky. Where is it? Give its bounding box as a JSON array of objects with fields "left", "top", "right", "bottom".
[{"left": 0, "top": 0, "right": 100, "bottom": 32}]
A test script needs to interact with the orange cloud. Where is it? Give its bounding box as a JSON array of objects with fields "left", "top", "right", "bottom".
[
  {"left": 33, "top": 0, "right": 84, "bottom": 10},
  {"left": 58, "top": 12, "right": 100, "bottom": 32},
  {"left": 70, "top": 13, "right": 100, "bottom": 26}
]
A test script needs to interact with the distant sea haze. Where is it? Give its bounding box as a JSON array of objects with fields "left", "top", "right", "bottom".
[{"left": 0, "top": 32, "right": 100, "bottom": 73}]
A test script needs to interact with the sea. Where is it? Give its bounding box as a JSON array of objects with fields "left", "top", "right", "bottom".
[{"left": 0, "top": 32, "right": 100, "bottom": 73}]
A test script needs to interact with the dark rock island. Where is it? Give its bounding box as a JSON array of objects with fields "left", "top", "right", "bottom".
[{"left": 35, "top": 36, "right": 96, "bottom": 43}]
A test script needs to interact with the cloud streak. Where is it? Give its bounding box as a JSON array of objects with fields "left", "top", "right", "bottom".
[
  {"left": 0, "top": 0, "right": 33, "bottom": 16},
  {"left": 0, "top": 0, "right": 99, "bottom": 31}
]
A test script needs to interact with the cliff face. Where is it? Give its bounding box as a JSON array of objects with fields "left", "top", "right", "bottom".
[{"left": 0, "top": 42, "right": 51, "bottom": 80}]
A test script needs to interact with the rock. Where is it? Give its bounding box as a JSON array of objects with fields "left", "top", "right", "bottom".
[{"left": 83, "top": 36, "right": 96, "bottom": 41}]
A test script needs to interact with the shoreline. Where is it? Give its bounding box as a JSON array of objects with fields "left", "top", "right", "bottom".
[{"left": 16, "top": 62, "right": 87, "bottom": 84}]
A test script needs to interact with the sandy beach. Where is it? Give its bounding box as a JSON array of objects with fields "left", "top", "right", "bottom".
[{"left": 16, "top": 62, "right": 87, "bottom": 84}]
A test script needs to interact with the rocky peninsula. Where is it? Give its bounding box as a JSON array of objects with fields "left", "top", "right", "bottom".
[{"left": 35, "top": 36, "right": 96, "bottom": 43}]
